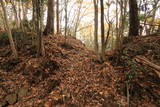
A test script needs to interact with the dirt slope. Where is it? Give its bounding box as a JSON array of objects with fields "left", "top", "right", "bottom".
[
  {"left": 0, "top": 34, "right": 159, "bottom": 107},
  {"left": 0, "top": 35, "right": 126, "bottom": 107},
  {"left": 111, "top": 35, "right": 160, "bottom": 107}
]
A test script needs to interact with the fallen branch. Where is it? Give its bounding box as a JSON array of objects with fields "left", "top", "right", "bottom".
[{"left": 135, "top": 56, "right": 160, "bottom": 78}]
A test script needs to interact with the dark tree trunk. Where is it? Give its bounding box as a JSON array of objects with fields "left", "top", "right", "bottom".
[
  {"left": 93, "top": 0, "right": 99, "bottom": 53},
  {"left": 158, "top": 25, "right": 160, "bottom": 32},
  {"left": 56, "top": 0, "right": 60, "bottom": 34},
  {"left": 100, "top": 0, "right": 105, "bottom": 61},
  {"left": 129, "top": 0, "right": 139, "bottom": 36},
  {"left": 35, "top": 0, "right": 45, "bottom": 57},
  {"left": 32, "top": 0, "right": 36, "bottom": 31},
  {"left": 43, "top": 0, "right": 55, "bottom": 35}
]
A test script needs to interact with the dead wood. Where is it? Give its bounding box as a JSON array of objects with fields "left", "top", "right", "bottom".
[{"left": 135, "top": 55, "right": 160, "bottom": 78}]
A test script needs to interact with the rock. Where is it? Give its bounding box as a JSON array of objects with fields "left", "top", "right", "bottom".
[
  {"left": 18, "top": 87, "right": 29, "bottom": 100},
  {"left": 5, "top": 94, "right": 17, "bottom": 105}
]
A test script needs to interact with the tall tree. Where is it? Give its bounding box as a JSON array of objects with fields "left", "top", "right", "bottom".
[
  {"left": 56, "top": 0, "right": 60, "bottom": 34},
  {"left": 10, "top": 0, "right": 20, "bottom": 28},
  {"left": 129, "top": 0, "right": 139, "bottom": 36},
  {"left": 22, "top": 0, "right": 27, "bottom": 20},
  {"left": 116, "top": 0, "right": 128, "bottom": 49},
  {"left": 35, "top": 0, "right": 45, "bottom": 57},
  {"left": 74, "top": 0, "right": 83, "bottom": 38},
  {"left": 18, "top": 0, "right": 24, "bottom": 31},
  {"left": 64, "top": 0, "right": 68, "bottom": 37},
  {"left": 115, "top": 0, "right": 119, "bottom": 49},
  {"left": 32, "top": 0, "right": 36, "bottom": 31},
  {"left": 100, "top": 0, "right": 105, "bottom": 61},
  {"left": 149, "top": 0, "right": 160, "bottom": 34},
  {"left": 43, "top": 0, "right": 55, "bottom": 35},
  {"left": 93, "top": 0, "right": 99, "bottom": 52},
  {"left": 0, "top": 0, "right": 18, "bottom": 58}
]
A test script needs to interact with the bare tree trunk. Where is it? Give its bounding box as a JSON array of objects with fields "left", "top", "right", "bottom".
[
  {"left": 129, "top": 0, "right": 139, "bottom": 36},
  {"left": 104, "top": 22, "right": 111, "bottom": 49},
  {"left": 32, "top": 0, "right": 36, "bottom": 31},
  {"left": 56, "top": 0, "right": 60, "bottom": 34},
  {"left": 43, "top": 0, "right": 55, "bottom": 35},
  {"left": 118, "top": 0, "right": 127, "bottom": 47},
  {"left": 0, "top": 0, "right": 18, "bottom": 58},
  {"left": 149, "top": 0, "right": 160, "bottom": 34},
  {"left": 104, "top": 0, "right": 113, "bottom": 50},
  {"left": 35, "top": 0, "right": 45, "bottom": 57},
  {"left": 22, "top": 1, "right": 27, "bottom": 20},
  {"left": 65, "top": 0, "right": 68, "bottom": 38},
  {"left": 59, "top": 0, "right": 63, "bottom": 34},
  {"left": 10, "top": 0, "right": 20, "bottom": 28},
  {"left": 18, "top": 0, "right": 24, "bottom": 31},
  {"left": 115, "top": 0, "right": 120, "bottom": 50},
  {"left": 157, "top": 24, "right": 160, "bottom": 32},
  {"left": 74, "top": 0, "right": 83, "bottom": 38},
  {"left": 100, "top": 0, "right": 105, "bottom": 62},
  {"left": 0, "top": 10, "right": 6, "bottom": 30},
  {"left": 93, "top": 0, "right": 99, "bottom": 53}
]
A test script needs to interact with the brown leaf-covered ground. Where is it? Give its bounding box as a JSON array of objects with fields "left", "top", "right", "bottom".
[
  {"left": 0, "top": 34, "right": 159, "bottom": 107},
  {"left": 0, "top": 35, "right": 126, "bottom": 107},
  {"left": 111, "top": 35, "right": 160, "bottom": 107}
]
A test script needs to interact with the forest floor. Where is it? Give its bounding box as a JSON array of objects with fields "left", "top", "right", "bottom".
[{"left": 0, "top": 32, "right": 160, "bottom": 107}]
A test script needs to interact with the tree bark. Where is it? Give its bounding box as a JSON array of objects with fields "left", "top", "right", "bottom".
[
  {"left": 129, "top": 0, "right": 139, "bottom": 36},
  {"left": 56, "top": 0, "right": 60, "bottom": 34},
  {"left": 0, "top": 0, "right": 18, "bottom": 58},
  {"left": 116, "top": 0, "right": 128, "bottom": 49},
  {"left": 100, "top": 0, "right": 105, "bottom": 61},
  {"left": 43, "top": 0, "right": 55, "bottom": 35},
  {"left": 35, "top": 0, "right": 45, "bottom": 57},
  {"left": 64, "top": 0, "right": 68, "bottom": 38},
  {"left": 104, "top": 23, "right": 111, "bottom": 49},
  {"left": 32, "top": 0, "right": 36, "bottom": 31},
  {"left": 157, "top": 24, "right": 160, "bottom": 32},
  {"left": 93, "top": 0, "right": 99, "bottom": 52},
  {"left": 18, "top": 0, "right": 24, "bottom": 31}
]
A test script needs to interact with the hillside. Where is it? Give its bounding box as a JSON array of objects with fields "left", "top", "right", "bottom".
[
  {"left": 111, "top": 34, "right": 160, "bottom": 106},
  {"left": 0, "top": 34, "right": 160, "bottom": 107},
  {"left": 1, "top": 0, "right": 160, "bottom": 106},
  {"left": 0, "top": 35, "right": 126, "bottom": 107}
]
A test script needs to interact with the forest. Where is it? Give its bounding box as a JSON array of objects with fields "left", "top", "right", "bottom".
[{"left": 0, "top": 0, "right": 160, "bottom": 106}]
